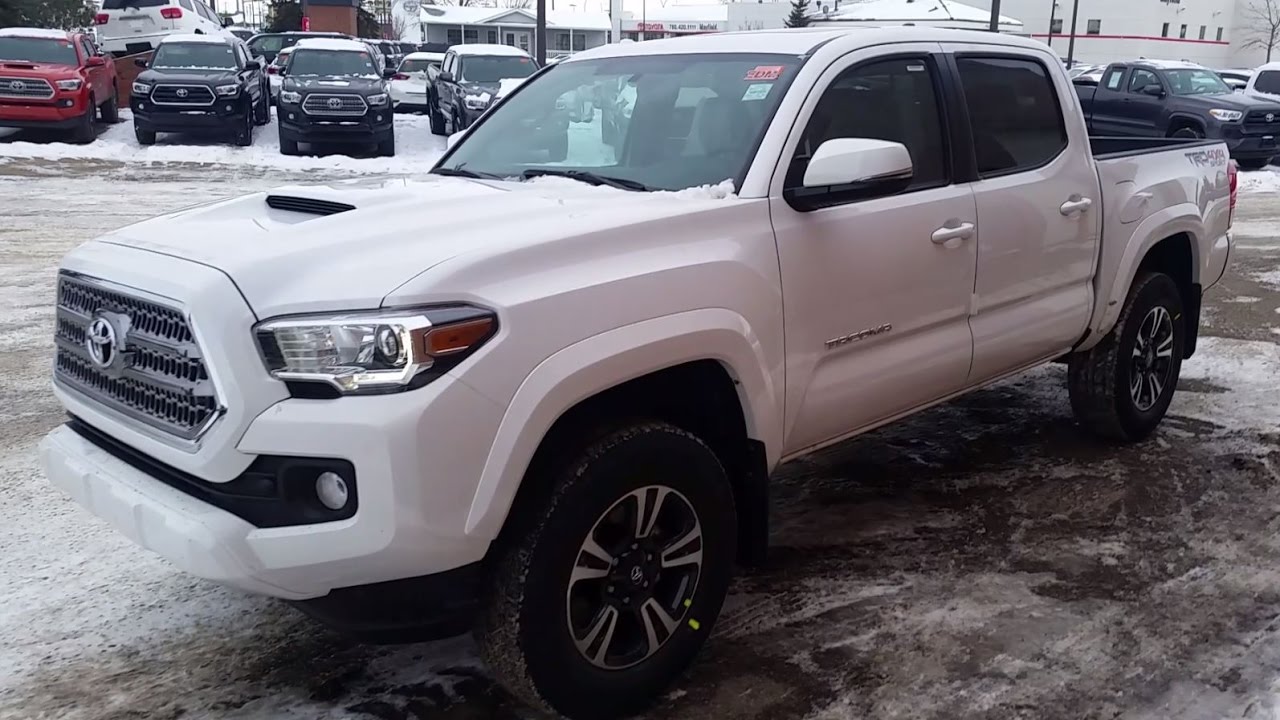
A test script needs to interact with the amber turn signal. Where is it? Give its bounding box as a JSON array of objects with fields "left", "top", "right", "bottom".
[{"left": 423, "top": 317, "right": 495, "bottom": 356}]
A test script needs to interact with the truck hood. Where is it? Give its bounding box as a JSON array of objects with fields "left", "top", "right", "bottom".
[
  {"left": 0, "top": 61, "right": 79, "bottom": 79},
  {"left": 91, "top": 174, "right": 737, "bottom": 317},
  {"left": 1181, "top": 92, "right": 1280, "bottom": 112},
  {"left": 139, "top": 67, "right": 239, "bottom": 85},
  {"left": 286, "top": 75, "right": 384, "bottom": 93}
]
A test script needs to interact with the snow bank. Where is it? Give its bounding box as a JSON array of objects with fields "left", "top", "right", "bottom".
[
  {"left": 0, "top": 109, "right": 446, "bottom": 175},
  {"left": 1239, "top": 167, "right": 1280, "bottom": 194}
]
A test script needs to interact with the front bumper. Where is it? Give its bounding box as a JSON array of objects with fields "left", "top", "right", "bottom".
[
  {"left": 1220, "top": 125, "right": 1279, "bottom": 159},
  {"left": 133, "top": 97, "right": 246, "bottom": 134},
  {"left": 0, "top": 98, "right": 88, "bottom": 129},
  {"left": 278, "top": 103, "right": 392, "bottom": 143}
]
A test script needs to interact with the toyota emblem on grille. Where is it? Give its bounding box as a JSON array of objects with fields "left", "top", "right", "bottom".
[
  {"left": 9, "top": 80, "right": 24, "bottom": 91},
  {"left": 86, "top": 316, "right": 118, "bottom": 369},
  {"left": 1268, "top": 113, "right": 1276, "bottom": 123},
  {"left": 327, "top": 97, "right": 343, "bottom": 109},
  {"left": 176, "top": 88, "right": 189, "bottom": 98}
]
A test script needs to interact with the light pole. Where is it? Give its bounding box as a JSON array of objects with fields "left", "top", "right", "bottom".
[
  {"left": 536, "top": 0, "right": 546, "bottom": 65},
  {"left": 1066, "top": 0, "right": 1081, "bottom": 66},
  {"left": 989, "top": 0, "right": 1001, "bottom": 32},
  {"left": 1046, "top": 0, "right": 1058, "bottom": 49}
]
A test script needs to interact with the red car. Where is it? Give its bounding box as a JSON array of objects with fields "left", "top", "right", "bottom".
[{"left": 0, "top": 27, "right": 120, "bottom": 143}]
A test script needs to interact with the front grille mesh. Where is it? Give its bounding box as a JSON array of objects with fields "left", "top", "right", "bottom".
[
  {"left": 0, "top": 76, "right": 54, "bottom": 99},
  {"left": 151, "top": 84, "right": 215, "bottom": 106},
  {"left": 302, "top": 93, "right": 368, "bottom": 116},
  {"left": 54, "top": 273, "right": 221, "bottom": 441}
]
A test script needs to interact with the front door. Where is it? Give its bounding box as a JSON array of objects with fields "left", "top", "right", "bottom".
[
  {"left": 771, "top": 47, "right": 978, "bottom": 455},
  {"left": 1123, "top": 67, "right": 1167, "bottom": 136},
  {"left": 506, "top": 31, "right": 531, "bottom": 53},
  {"left": 946, "top": 48, "right": 1099, "bottom": 383}
]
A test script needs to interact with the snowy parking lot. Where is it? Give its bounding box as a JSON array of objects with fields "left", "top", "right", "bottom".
[{"left": 3, "top": 144, "right": 1280, "bottom": 719}]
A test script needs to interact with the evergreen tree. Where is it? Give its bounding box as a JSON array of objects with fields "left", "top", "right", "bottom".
[
  {"left": 785, "top": 0, "right": 811, "bottom": 28},
  {"left": 265, "top": 0, "right": 302, "bottom": 31},
  {"left": 5, "top": 0, "right": 96, "bottom": 29},
  {"left": 357, "top": 5, "right": 381, "bottom": 37}
]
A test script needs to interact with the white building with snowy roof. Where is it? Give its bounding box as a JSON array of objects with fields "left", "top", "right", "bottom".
[{"left": 811, "top": 0, "right": 1022, "bottom": 33}]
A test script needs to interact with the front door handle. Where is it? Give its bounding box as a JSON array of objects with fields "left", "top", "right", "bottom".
[
  {"left": 1060, "top": 196, "right": 1094, "bottom": 216},
  {"left": 931, "top": 221, "right": 975, "bottom": 246}
]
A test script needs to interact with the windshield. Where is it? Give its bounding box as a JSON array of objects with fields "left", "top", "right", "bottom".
[
  {"left": 438, "top": 53, "right": 800, "bottom": 192},
  {"left": 1166, "top": 68, "right": 1230, "bottom": 95},
  {"left": 152, "top": 42, "right": 236, "bottom": 70},
  {"left": 399, "top": 58, "right": 437, "bottom": 73},
  {"left": 288, "top": 49, "right": 377, "bottom": 77},
  {"left": 0, "top": 37, "right": 78, "bottom": 65},
  {"left": 459, "top": 55, "right": 535, "bottom": 83}
]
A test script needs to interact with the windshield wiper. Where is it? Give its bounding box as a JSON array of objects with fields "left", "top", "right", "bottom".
[
  {"left": 432, "top": 166, "right": 503, "bottom": 180},
  {"left": 521, "top": 168, "right": 651, "bottom": 192}
]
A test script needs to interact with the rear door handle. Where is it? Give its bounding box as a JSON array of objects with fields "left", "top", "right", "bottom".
[
  {"left": 931, "top": 222, "right": 975, "bottom": 245},
  {"left": 1060, "top": 197, "right": 1094, "bottom": 216}
]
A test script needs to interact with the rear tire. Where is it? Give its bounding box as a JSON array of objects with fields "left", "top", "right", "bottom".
[
  {"left": 1068, "top": 271, "right": 1185, "bottom": 442},
  {"left": 134, "top": 127, "right": 156, "bottom": 145},
  {"left": 99, "top": 89, "right": 120, "bottom": 123},
  {"left": 478, "top": 422, "right": 736, "bottom": 720}
]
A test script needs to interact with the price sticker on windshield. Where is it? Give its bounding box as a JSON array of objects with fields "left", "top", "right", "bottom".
[{"left": 744, "top": 65, "right": 784, "bottom": 81}]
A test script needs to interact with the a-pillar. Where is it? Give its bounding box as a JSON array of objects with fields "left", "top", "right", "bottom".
[{"left": 302, "top": 0, "right": 360, "bottom": 35}]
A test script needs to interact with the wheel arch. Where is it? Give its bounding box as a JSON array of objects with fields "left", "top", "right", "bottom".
[
  {"left": 465, "top": 309, "right": 783, "bottom": 563},
  {"left": 1166, "top": 113, "right": 1206, "bottom": 135}
]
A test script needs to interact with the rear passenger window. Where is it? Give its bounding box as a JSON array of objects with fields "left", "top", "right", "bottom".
[
  {"left": 1104, "top": 68, "right": 1124, "bottom": 91},
  {"left": 786, "top": 57, "right": 949, "bottom": 204},
  {"left": 956, "top": 56, "right": 1068, "bottom": 178},
  {"left": 1255, "top": 70, "right": 1280, "bottom": 95}
]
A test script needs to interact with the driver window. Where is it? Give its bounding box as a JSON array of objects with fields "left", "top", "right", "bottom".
[
  {"left": 1129, "top": 69, "right": 1159, "bottom": 93},
  {"left": 786, "top": 56, "right": 949, "bottom": 204}
]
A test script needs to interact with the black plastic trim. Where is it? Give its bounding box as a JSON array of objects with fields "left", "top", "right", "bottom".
[
  {"left": 265, "top": 195, "right": 355, "bottom": 216},
  {"left": 66, "top": 417, "right": 358, "bottom": 528}
]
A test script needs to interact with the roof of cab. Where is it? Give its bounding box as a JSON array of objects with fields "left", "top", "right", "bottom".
[
  {"left": 293, "top": 38, "right": 372, "bottom": 53},
  {"left": 567, "top": 26, "right": 1053, "bottom": 61},
  {"left": 404, "top": 51, "right": 444, "bottom": 61},
  {"left": 450, "top": 43, "right": 530, "bottom": 57},
  {"left": 0, "top": 27, "right": 72, "bottom": 40},
  {"left": 1130, "top": 58, "right": 1207, "bottom": 70},
  {"left": 159, "top": 33, "right": 235, "bottom": 45}
]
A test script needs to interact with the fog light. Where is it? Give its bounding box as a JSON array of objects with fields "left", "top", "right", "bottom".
[
  {"left": 288, "top": 112, "right": 296, "bottom": 120},
  {"left": 376, "top": 114, "right": 382, "bottom": 122},
  {"left": 315, "top": 471, "right": 349, "bottom": 510},
  {"left": 225, "top": 104, "right": 234, "bottom": 112}
]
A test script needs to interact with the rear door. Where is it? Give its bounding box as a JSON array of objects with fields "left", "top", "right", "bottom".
[
  {"left": 944, "top": 46, "right": 1099, "bottom": 382},
  {"left": 770, "top": 46, "right": 979, "bottom": 453}
]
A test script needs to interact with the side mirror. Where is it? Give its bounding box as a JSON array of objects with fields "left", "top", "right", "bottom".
[
  {"left": 802, "top": 138, "right": 913, "bottom": 189},
  {"left": 245, "top": 59, "right": 261, "bottom": 70},
  {"left": 438, "top": 71, "right": 453, "bottom": 83},
  {"left": 1143, "top": 83, "right": 1165, "bottom": 97},
  {"left": 133, "top": 57, "right": 148, "bottom": 69},
  {"left": 446, "top": 131, "right": 463, "bottom": 149},
  {"left": 221, "top": 16, "right": 233, "bottom": 27},
  {"left": 87, "top": 55, "right": 106, "bottom": 67}
]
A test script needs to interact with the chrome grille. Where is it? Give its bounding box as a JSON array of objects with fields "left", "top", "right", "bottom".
[
  {"left": 302, "top": 93, "right": 368, "bottom": 117},
  {"left": 151, "top": 84, "right": 216, "bottom": 106},
  {"left": 53, "top": 272, "right": 222, "bottom": 442},
  {"left": 0, "top": 76, "right": 54, "bottom": 99}
]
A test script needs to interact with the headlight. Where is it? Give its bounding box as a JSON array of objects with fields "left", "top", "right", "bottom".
[
  {"left": 367, "top": 92, "right": 388, "bottom": 106},
  {"left": 215, "top": 84, "right": 240, "bottom": 97},
  {"left": 464, "top": 93, "right": 491, "bottom": 111},
  {"left": 1209, "top": 108, "right": 1244, "bottom": 122},
  {"left": 131, "top": 81, "right": 151, "bottom": 95},
  {"left": 279, "top": 89, "right": 301, "bottom": 104},
  {"left": 255, "top": 306, "right": 497, "bottom": 396},
  {"left": 56, "top": 78, "right": 84, "bottom": 91}
]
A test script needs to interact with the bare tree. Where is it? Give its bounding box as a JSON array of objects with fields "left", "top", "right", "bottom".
[
  {"left": 390, "top": 10, "right": 412, "bottom": 39},
  {"left": 1244, "top": 0, "right": 1280, "bottom": 63},
  {"left": 501, "top": 0, "right": 531, "bottom": 7}
]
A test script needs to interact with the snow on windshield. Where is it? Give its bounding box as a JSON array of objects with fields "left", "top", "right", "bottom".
[
  {"left": 288, "top": 49, "right": 377, "bottom": 77},
  {"left": 0, "top": 36, "right": 78, "bottom": 65},
  {"left": 152, "top": 43, "right": 236, "bottom": 70}
]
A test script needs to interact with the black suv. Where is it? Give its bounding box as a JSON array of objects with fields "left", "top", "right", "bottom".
[
  {"left": 276, "top": 40, "right": 397, "bottom": 156},
  {"left": 131, "top": 36, "right": 269, "bottom": 147}
]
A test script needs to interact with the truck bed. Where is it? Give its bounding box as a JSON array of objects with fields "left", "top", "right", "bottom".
[{"left": 1089, "top": 135, "right": 1222, "bottom": 160}]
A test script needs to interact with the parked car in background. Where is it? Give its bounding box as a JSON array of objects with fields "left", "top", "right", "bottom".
[
  {"left": 246, "top": 30, "right": 349, "bottom": 65},
  {"left": 428, "top": 43, "right": 536, "bottom": 135},
  {"left": 1215, "top": 68, "right": 1253, "bottom": 92},
  {"left": 390, "top": 50, "right": 442, "bottom": 113},
  {"left": 377, "top": 39, "right": 403, "bottom": 70},
  {"left": 276, "top": 38, "right": 396, "bottom": 156},
  {"left": 1246, "top": 62, "right": 1280, "bottom": 97},
  {"left": 0, "top": 27, "right": 119, "bottom": 143},
  {"left": 131, "top": 34, "right": 269, "bottom": 146},
  {"left": 1066, "top": 63, "right": 1099, "bottom": 79},
  {"left": 265, "top": 44, "right": 294, "bottom": 103},
  {"left": 226, "top": 27, "right": 255, "bottom": 42},
  {"left": 94, "top": 0, "right": 230, "bottom": 57},
  {"left": 1077, "top": 59, "right": 1280, "bottom": 168},
  {"left": 40, "top": 28, "right": 1234, "bottom": 720}
]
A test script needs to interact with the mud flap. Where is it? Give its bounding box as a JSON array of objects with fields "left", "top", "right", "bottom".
[
  {"left": 736, "top": 439, "right": 770, "bottom": 567},
  {"left": 1183, "top": 283, "right": 1202, "bottom": 359}
]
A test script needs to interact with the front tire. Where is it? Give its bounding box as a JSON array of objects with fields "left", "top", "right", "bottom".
[
  {"left": 429, "top": 97, "right": 446, "bottom": 135},
  {"left": 134, "top": 126, "right": 156, "bottom": 145},
  {"left": 233, "top": 105, "right": 253, "bottom": 147},
  {"left": 478, "top": 423, "right": 736, "bottom": 720},
  {"left": 279, "top": 133, "right": 299, "bottom": 155},
  {"left": 1068, "top": 271, "right": 1185, "bottom": 442},
  {"left": 1171, "top": 126, "right": 1205, "bottom": 139},
  {"left": 377, "top": 132, "right": 395, "bottom": 157},
  {"left": 72, "top": 102, "right": 95, "bottom": 144},
  {"left": 1238, "top": 157, "right": 1272, "bottom": 170},
  {"left": 254, "top": 92, "right": 270, "bottom": 126}
]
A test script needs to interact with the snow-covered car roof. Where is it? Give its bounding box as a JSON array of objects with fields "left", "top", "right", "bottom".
[
  {"left": 0, "top": 27, "right": 72, "bottom": 40},
  {"left": 1254, "top": 62, "right": 1280, "bottom": 73},
  {"left": 293, "top": 38, "right": 372, "bottom": 53},
  {"left": 159, "top": 33, "right": 235, "bottom": 45},
  {"left": 1132, "top": 58, "right": 1207, "bottom": 70},
  {"left": 403, "top": 51, "right": 443, "bottom": 62},
  {"left": 450, "top": 43, "right": 530, "bottom": 57}
]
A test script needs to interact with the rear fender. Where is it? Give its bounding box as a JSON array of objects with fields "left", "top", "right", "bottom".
[{"left": 463, "top": 308, "right": 782, "bottom": 541}]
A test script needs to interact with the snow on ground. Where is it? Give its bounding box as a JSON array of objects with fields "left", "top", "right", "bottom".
[
  {"left": 0, "top": 109, "right": 446, "bottom": 174},
  {"left": 1239, "top": 167, "right": 1280, "bottom": 194}
]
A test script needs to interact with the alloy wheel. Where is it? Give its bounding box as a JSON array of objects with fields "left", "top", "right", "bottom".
[
  {"left": 566, "top": 485, "right": 703, "bottom": 670},
  {"left": 1130, "top": 305, "right": 1175, "bottom": 411}
]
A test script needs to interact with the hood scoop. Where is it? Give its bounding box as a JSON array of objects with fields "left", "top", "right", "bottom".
[
  {"left": 265, "top": 194, "right": 355, "bottom": 217},
  {"left": 2, "top": 62, "right": 37, "bottom": 70}
]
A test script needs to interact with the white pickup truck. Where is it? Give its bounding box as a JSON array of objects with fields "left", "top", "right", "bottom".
[{"left": 41, "top": 28, "right": 1234, "bottom": 719}]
